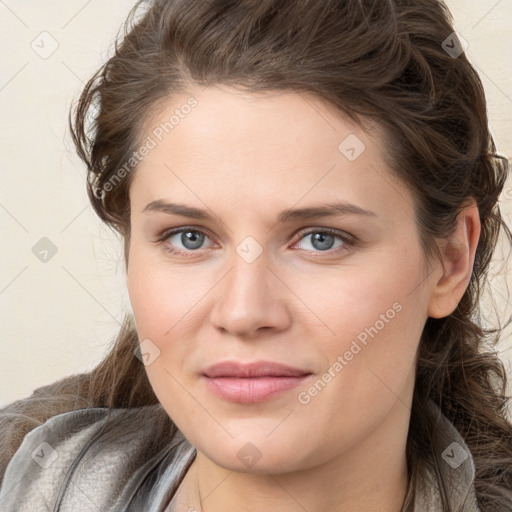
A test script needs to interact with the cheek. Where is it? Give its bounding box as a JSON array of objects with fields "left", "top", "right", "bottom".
[
  {"left": 127, "top": 249, "right": 199, "bottom": 339},
  {"left": 303, "top": 258, "right": 426, "bottom": 424},
  {"left": 292, "top": 247, "right": 426, "bottom": 394},
  {"left": 288, "top": 248, "right": 424, "bottom": 343},
  {"left": 126, "top": 251, "right": 208, "bottom": 380},
  {"left": 127, "top": 258, "right": 200, "bottom": 423}
]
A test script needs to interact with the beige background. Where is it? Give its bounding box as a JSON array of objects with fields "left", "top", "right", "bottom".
[{"left": 1, "top": 1, "right": 511, "bottom": 408}]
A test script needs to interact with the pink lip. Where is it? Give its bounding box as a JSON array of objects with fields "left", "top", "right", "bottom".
[{"left": 202, "top": 361, "right": 313, "bottom": 403}]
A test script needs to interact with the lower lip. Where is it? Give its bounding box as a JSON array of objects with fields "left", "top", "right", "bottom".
[{"left": 203, "top": 375, "right": 312, "bottom": 403}]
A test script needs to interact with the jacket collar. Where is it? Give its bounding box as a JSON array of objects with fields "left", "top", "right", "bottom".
[
  {"left": 0, "top": 398, "right": 480, "bottom": 512},
  {"left": 412, "top": 399, "right": 480, "bottom": 511}
]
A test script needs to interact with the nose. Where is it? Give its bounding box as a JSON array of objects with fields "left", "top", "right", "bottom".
[{"left": 209, "top": 249, "right": 292, "bottom": 338}]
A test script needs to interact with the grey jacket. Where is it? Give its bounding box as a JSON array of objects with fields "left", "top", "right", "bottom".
[{"left": 0, "top": 399, "right": 480, "bottom": 511}]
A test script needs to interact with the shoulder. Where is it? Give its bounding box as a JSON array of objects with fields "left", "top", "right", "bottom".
[{"left": 0, "top": 404, "right": 182, "bottom": 512}]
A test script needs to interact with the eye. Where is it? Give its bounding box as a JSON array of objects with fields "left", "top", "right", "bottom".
[
  {"left": 291, "top": 228, "right": 354, "bottom": 255},
  {"left": 157, "top": 227, "right": 214, "bottom": 256},
  {"left": 156, "top": 226, "right": 355, "bottom": 257}
]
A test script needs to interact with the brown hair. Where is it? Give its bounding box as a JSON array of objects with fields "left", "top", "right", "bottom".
[{"left": 2, "top": 0, "right": 511, "bottom": 509}]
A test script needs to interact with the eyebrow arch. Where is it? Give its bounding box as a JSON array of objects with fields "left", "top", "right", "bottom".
[{"left": 142, "top": 200, "right": 377, "bottom": 223}]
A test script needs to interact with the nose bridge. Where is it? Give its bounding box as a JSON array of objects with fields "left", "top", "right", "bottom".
[
  {"left": 223, "top": 243, "right": 271, "bottom": 311},
  {"left": 210, "top": 241, "right": 290, "bottom": 336}
]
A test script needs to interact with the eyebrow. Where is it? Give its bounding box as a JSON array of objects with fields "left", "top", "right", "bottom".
[{"left": 142, "top": 199, "right": 377, "bottom": 223}]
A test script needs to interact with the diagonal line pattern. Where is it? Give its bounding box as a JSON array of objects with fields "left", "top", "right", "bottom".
[
  {"left": 61, "top": 0, "right": 94, "bottom": 29},
  {"left": 405, "top": 266, "right": 437, "bottom": 299},
  {"left": 266, "top": 164, "right": 337, "bottom": 235},
  {"left": 0, "top": 204, "right": 29, "bottom": 233},
  {"left": 164, "top": 267, "right": 234, "bottom": 336},
  {"left": 266, "top": 266, "right": 336, "bottom": 335},
  {"left": 60, "top": 205, "right": 89, "bottom": 233},
  {"left": 297, "top": 91, "right": 337, "bottom": 132},
  {"left": 162, "top": 367, "right": 234, "bottom": 438},
  {"left": 368, "top": 163, "right": 415, "bottom": 213},
  {"left": 163, "top": 163, "right": 233, "bottom": 234},
  {"left": 61, "top": 265, "right": 122, "bottom": 326},
  {"left": 0, "top": 477, "right": 23, "bottom": 507},
  {"left": 0, "top": 62, "right": 29, "bottom": 92},
  {"left": 61, "top": 61, "right": 85, "bottom": 83},
  {"left": 367, "top": 367, "right": 411, "bottom": 412},
  {"left": 471, "top": 0, "right": 504, "bottom": 29},
  {"left": 33, "top": 485, "right": 52, "bottom": 512},
  {"left": 265, "top": 409, "right": 294, "bottom": 438},
  {"left": 266, "top": 473, "right": 312, "bottom": 511},
  {"left": 0, "top": 0, "right": 29, "bottom": 28},
  {"left": 0, "top": 265, "right": 28, "bottom": 295},
  {"left": 68, "top": 479, "right": 101, "bottom": 510},
  {"left": 198, "top": 470, "right": 233, "bottom": 506},
  {"left": 472, "top": 63, "right": 512, "bottom": 106}
]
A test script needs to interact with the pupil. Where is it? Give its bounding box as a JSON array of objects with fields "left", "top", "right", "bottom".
[
  {"left": 183, "top": 231, "right": 203, "bottom": 249},
  {"left": 313, "top": 233, "right": 334, "bottom": 250}
]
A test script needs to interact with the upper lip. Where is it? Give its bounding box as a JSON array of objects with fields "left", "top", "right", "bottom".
[{"left": 202, "top": 360, "right": 312, "bottom": 378}]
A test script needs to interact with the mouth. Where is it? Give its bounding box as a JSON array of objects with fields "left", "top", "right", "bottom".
[{"left": 201, "top": 360, "right": 314, "bottom": 403}]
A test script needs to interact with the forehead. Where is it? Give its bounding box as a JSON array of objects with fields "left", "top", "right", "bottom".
[
  {"left": 129, "top": 85, "right": 415, "bottom": 225},
  {"left": 139, "top": 85, "right": 375, "bottom": 163}
]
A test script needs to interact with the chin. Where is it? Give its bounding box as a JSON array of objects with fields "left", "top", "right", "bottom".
[{"left": 195, "top": 434, "right": 315, "bottom": 475}]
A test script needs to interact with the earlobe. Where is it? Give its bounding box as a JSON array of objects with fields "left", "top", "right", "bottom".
[{"left": 427, "top": 200, "right": 481, "bottom": 319}]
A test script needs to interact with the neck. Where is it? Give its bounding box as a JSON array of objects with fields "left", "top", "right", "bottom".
[{"left": 168, "top": 398, "right": 411, "bottom": 512}]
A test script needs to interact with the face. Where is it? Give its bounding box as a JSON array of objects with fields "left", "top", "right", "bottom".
[{"left": 127, "top": 84, "right": 436, "bottom": 474}]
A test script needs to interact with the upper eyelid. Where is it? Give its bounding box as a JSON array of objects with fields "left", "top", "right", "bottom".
[
  {"left": 294, "top": 226, "right": 355, "bottom": 241},
  {"left": 159, "top": 226, "right": 216, "bottom": 244}
]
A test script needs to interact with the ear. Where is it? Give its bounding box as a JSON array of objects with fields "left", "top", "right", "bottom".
[{"left": 427, "top": 199, "right": 481, "bottom": 319}]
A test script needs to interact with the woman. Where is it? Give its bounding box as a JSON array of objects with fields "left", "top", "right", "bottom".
[{"left": 1, "top": 0, "right": 511, "bottom": 510}]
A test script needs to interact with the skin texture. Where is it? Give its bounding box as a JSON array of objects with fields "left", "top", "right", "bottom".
[{"left": 126, "top": 85, "right": 480, "bottom": 512}]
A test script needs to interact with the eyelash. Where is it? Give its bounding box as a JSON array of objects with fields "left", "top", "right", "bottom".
[{"left": 156, "top": 226, "right": 355, "bottom": 258}]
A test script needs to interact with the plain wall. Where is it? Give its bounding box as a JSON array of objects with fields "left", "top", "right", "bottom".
[{"left": 1, "top": 1, "right": 511, "bottom": 408}]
